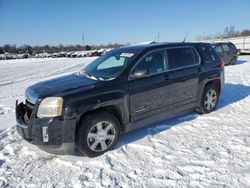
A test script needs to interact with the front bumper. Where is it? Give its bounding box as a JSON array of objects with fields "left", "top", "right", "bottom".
[{"left": 16, "top": 101, "right": 77, "bottom": 155}]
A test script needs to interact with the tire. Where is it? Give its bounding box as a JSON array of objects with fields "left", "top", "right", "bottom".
[
  {"left": 230, "top": 57, "right": 237, "bottom": 65},
  {"left": 76, "top": 112, "right": 120, "bottom": 157},
  {"left": 196, "top": 84, "right": 219, "bottom": 114}
]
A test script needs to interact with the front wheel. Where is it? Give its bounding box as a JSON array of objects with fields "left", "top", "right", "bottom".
[
  {"left": 196, "top": 84, "right": 219, "bottom": 114},
  {"left": 76, "top": 112, "right": 120, "bottom": 157}
]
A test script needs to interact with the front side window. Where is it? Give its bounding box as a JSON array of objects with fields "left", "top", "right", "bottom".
[
  {"left": 132, "top": 50, "right": 167, "bottom": 76},
  {"left": 82, "top": 50, "right": 136, "bottom": 80},
  {"left": 167, "top": 47, "right": 197, "bottom": 69}
]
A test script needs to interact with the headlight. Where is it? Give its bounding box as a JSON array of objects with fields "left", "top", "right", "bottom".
[{"left": 37, "top": 97, "right": 63, "bottom": 118}]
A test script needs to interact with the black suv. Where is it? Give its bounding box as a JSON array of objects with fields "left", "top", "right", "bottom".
[
  {"left": 16, "top": 43, "right": 224, "bottom": 157},
  {"left": 212, "top": 42, "right": 238, "bottom": 65}
]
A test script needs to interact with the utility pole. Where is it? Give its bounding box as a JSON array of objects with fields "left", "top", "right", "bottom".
[
  {"left": 157, "top": 33, "right": 160, "bottom": 43},
  {"left": 82, "top": 33, "right": 85, "bottom": 47}
]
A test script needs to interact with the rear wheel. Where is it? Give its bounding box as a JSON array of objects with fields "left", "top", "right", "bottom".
[
  {"left": 230, "top": 57, "right": 237, "bottom": 65},
  {"left": 196, "top": 84, "right": 219, "bottom": 114},
  {"left": 76, "top": 112, "right": 120, "bottom": 157}
]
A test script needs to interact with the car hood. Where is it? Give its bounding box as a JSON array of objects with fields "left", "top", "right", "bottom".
[{"left": 25, "top": 74, "right": 99, "bottom": 104}]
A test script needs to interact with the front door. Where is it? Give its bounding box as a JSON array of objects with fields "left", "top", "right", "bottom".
[{"left": 128, "top": 49, "right": 172, "bottom": 122}]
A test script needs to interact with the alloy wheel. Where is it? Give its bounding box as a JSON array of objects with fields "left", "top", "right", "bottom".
[
  {"left": 87, "top": 121, "right": 116, "bottom": 152},
  {"left": 204, "top": 89, "right": 217, "bottom": 110}
]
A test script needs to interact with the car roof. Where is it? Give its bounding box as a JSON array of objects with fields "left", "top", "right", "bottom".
[
  {"left": 115, "top": 42, "right": 210, "bottom": 53},
  {"left": 212, "top": 42, "right": 233, "bottom": 45}
]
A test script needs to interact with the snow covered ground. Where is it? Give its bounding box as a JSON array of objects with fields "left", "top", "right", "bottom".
[{"left": 0, "top": 56, "right": 250, "bottom": 187}]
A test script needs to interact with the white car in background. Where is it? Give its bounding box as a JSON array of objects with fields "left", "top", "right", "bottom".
[{"left": 0, "top": 54, "right": 7, "bottom": 60}]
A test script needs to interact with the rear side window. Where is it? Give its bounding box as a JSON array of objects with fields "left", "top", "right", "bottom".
[
  {"left": 215, "top": 45, "right": 223, "bottom": 53},
  {"left": 222, "top": 44, "right": 230, "bottom": 52},
  {"left": 167, "top": 47, "right": 198, "bottom": 69}
]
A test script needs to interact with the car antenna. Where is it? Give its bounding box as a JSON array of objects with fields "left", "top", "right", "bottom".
[{"left": 182, "top": 32, "right": 189, "bottom": 43}]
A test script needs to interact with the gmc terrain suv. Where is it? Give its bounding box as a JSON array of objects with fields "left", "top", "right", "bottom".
[{"left": 16, "top": 43, "right": 224, "bottom": 157}]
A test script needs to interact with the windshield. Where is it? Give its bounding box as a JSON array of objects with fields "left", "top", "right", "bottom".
[{"left": 80, "top": 49, "right": 136, "bottom": 80}]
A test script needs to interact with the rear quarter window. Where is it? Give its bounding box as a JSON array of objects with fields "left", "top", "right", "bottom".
[
  {"left": 199, "top": 44, "right": 220, "bottom": 63},
  {"left": 167, "top": 47, "right": 198, "bottom": 69},
  {"left": 229, "top": 43, "right": 237, "bottom": 51}
]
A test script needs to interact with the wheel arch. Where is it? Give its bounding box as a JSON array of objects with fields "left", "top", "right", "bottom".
[
  {"left": 74, "top": 105, "right": 125, "bottom": 143},
  {"left": 204, "top": 79, "right": 221, "bottom": 94},
  {"left": 196, "top": 78, "right": 222, "bottom": 107}
]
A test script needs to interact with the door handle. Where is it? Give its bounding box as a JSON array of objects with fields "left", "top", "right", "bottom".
[
  {"left": 198, "top": 67, "right": 205, "bottom": 72},
  {"left": 164, "top": 75, "right": 169, "bottom": 80}
]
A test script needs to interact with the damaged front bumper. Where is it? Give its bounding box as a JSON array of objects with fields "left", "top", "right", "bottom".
[{"left": 15, "top": 100, "right": 77, "bottom": 155}]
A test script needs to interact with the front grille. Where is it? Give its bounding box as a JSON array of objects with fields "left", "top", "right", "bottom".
[
  {"left": 26, "top": 99, "right": 35, "bottom": 110},
  {"left": 24, "top": 100, "right": 35, "bottom": 124}
]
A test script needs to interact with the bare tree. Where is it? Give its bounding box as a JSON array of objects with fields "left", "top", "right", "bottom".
[
  {"left": 196, "top": 26, "right": 249, "bottom": 40},
  {"left": 241, "top": 29, "right": 250, "bottom": 36}
]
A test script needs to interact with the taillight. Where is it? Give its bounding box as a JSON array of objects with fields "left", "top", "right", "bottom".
[{"left": 220, "top": 59, "right": 224, "bottom": 68}]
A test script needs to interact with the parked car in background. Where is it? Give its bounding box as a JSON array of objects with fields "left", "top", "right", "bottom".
[
  {"left": 52, "top": 53, "right": 59, "bottom": 58},
  {"left": 80, "top": 51, "right": 88, "bottom": 57},
  {"left": 58, "top": 52, "right": 67, "bottom": 57},
  {"left": 0, "top": 54, "right": 6, "bottom": 60},
  {"left": 5, "top": 53, "right": 14, "bottom": 59},
  {"left": 35, "top": 52, "right": 51, "bottom": 58},
  {"left": 212, "top": 42, "right": 238, "bottom": 65},
  {"left": 71, "top": 52, "right": 79, "bottom": 58},
  {"left": 16, "top": 42, "right": 224, "bottom": 157},
  {"left": 90, "top": 50, "right": 100, "bottom": 56},
  {"left": 66, "top": 52, "right": 73, "bottom": 57},
  {"left": 17, "top": 53, "right": 29, "bottom": 59}
]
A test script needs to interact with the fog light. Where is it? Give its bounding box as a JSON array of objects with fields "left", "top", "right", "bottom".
[{"left": 42, "top": 126, "right": 49, "bottom": 142}]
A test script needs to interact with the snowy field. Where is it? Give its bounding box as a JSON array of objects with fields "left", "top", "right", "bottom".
[{"left": 0, "top": 56, "right": 250, "bottom": 187}]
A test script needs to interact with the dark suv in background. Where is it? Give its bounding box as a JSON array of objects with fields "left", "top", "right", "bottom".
[
  {"left": 212, "top": 42, "right": 238, "bottom": 65},
  {"left": 16, "top": 42, "right": 224, "bottom": 157}
]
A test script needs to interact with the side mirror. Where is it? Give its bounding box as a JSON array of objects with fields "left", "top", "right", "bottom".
[{"left": 131, "top": 69, "right": 149, "bottom": 80}]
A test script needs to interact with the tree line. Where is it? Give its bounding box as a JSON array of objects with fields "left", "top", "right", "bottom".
[
  {"left": 196, "top": 26, "right": 250, "bottom": 40},
  {"left": 0, "top": 43, "right": 123, "bottom": 54}
]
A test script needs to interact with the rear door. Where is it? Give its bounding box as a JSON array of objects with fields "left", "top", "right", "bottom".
[
  {"left": 165, "top": 47, "right": 200, "bottom": 106},
  {"left": 222, "top": 44, "right": 232, "bottom": 64}
]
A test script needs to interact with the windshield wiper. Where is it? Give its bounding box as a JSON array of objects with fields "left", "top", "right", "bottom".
[
  {"left": 79, "top": 71, "right": 100, "bottom": 80},
  {"left": 79, "top": 71, "right": 113, "bottom": 81}
]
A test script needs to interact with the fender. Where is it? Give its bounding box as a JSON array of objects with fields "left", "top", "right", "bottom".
[
  {"left": 63, "top": 90, "right": 130, "bottom": 126},
  {"left": 196, "top": 67, "right": 224, "bottom": 106}
]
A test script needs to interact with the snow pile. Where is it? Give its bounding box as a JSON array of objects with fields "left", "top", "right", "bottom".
[{"left": 0, "top": 56, "right": 250, "bottom": 187}]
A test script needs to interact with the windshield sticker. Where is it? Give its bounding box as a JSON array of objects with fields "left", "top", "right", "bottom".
[{"left": 120, "top": 53, "right": 134, "bottom": 57}]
